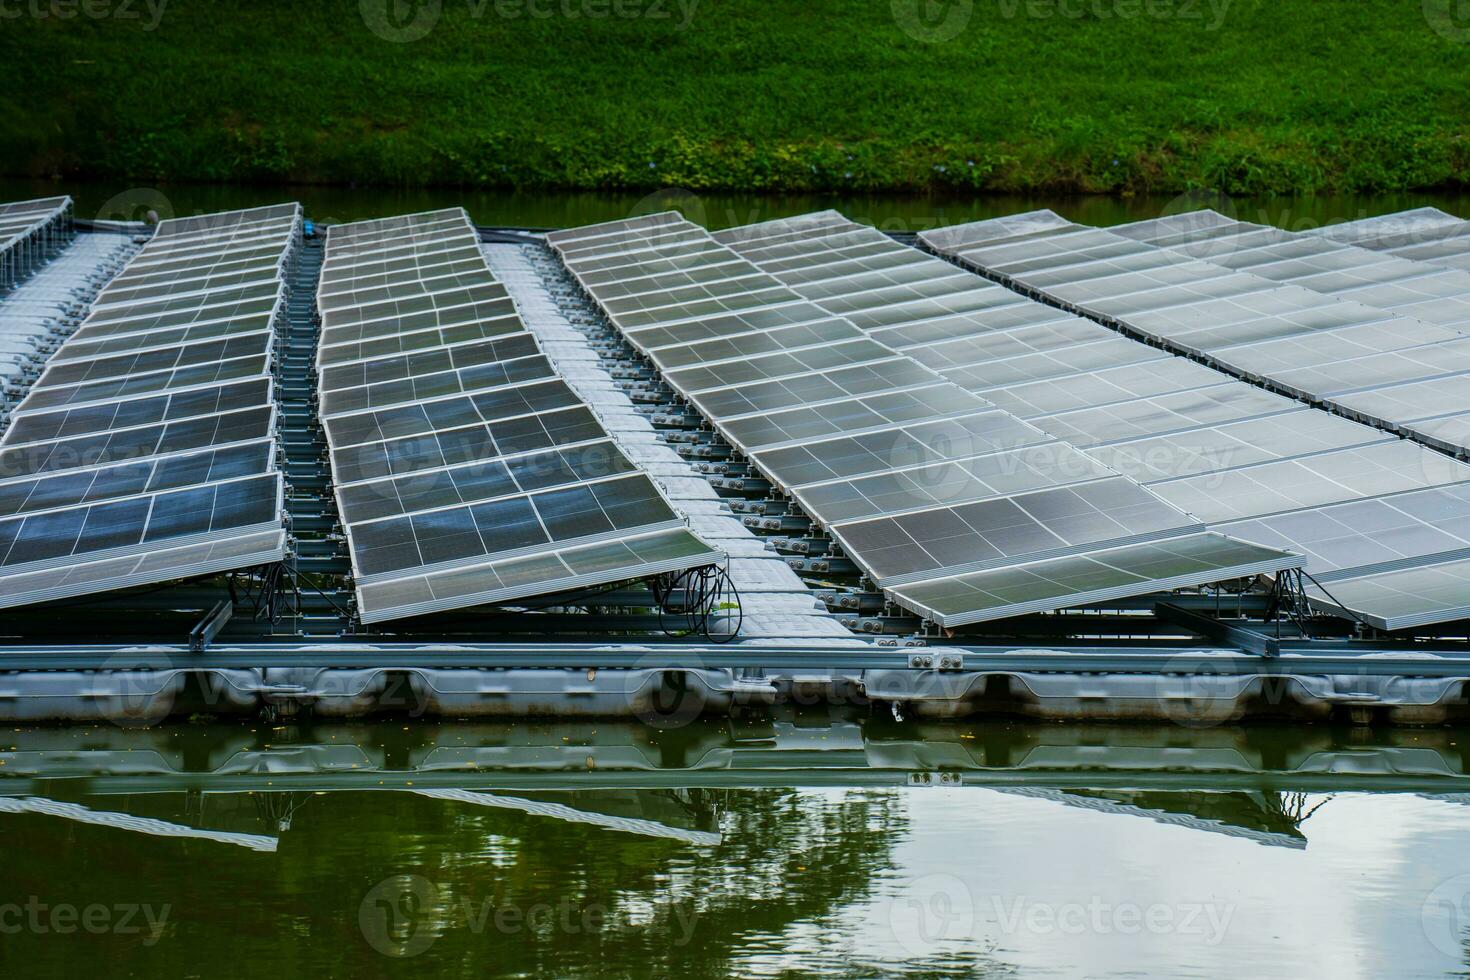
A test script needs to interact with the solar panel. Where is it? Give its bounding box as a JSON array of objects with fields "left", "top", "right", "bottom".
[
  {"left": 932, "top": 210, "right": 1470, "bottom": 457},
  {"left": 1113, "top": 209, "right": 1470, "bottom": 454},
  {"left": 0, "top": 204, "right": 300, "bottom": 609},
  {"left": 828, "top": 476, "right": 1202, "bottom": 584},
  {"left": 704, "top": 208, "right": 1470, "bottom": 635},
  {"left": 1146, "top": 442, "right": 1470, "bottom": 523},
  {"left": 1302, "top": 557, "right": 1470, "bottom": 630},
  {"left": 1306, "top": 208, "right": 1470, "bottom": 275},
  {"left": 920, "top": 210, "right": 1470, "bottom": 629},
  {"left": 552, "top": 211, "right": 1299, "bottom": 627},
  {"left": 1083, "top": 410, "right": 1392, "bottom": 483},
  {"left": 887, "top": 534, "right": 1300, "bottom": 627},
  {"left": 1217, "top": 484, "right": 1470, "bottom": 579},
  {"left": 320, "top": 209, "right": 720, "bottom": 623}
]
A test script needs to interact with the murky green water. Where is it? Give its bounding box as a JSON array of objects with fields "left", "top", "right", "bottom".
[
  {"left": 3, "top": 178, "right": 1470, "bottom": 233},
  {"left": 3, "top": 714, "right": 1469, "bottom": 978}
]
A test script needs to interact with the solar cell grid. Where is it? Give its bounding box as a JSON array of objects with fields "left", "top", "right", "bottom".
[
  {"left": 750, "top": 410, "right": 1050, "bottom": 490},
  {"left": 18, "top": 356, "right": 271, "bottom": 414},
  {"left": 796, "top": 442, "right": 1115, "bottom": 526},
  {"left": 334, "top": 440, "right": 638, "bottom": 525},
  {"left": 0, "top": 442, "right": 274, "bottom": 521},
  {"left": 648, "top": 317, "right": 862, "bottom": 370},
  {"left": 54, "top": 313, "right": 274, "bottom": 361},
  {"left": 0, "top": 202, "right": 298, "bottom": 609},
  {"left": 829, "top": 476, "right": 1202, "bottom": 586},
  {"left": 689, "top": 357, "right": 939, "bottom": 420},
  {"left": 318, "top": 209, "right": 719, "bottom": 621},
  {"left": 888, "top": 534, "right": 1299, "bottom": 627},
  {"left": 621, "top": 302, "right": 835, "bottom": 352},
  {"left": 608, "top": 286, "right": 805, "bottom": 330},
  {"left": 717, "top": 385, "right": 992, "bottom": 452},
  {"left": 662, "top": 338, "right": 894, "bottom": 395},
  {"left": 557, "top": 210, "right": 1299, "bottom": 626},
  {"left": 920, "top": 208, "right": 1470, "bottom": 629}
]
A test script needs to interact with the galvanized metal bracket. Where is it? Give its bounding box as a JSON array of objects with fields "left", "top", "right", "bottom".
[
  {"left": 1155, "top": 601, "right": 1281, "bottom": 657},
  {"left": 188, "top": 600, "right": 234, "bottom": 654}
]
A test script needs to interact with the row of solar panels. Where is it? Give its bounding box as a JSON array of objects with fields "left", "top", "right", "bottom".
[
  {"left": 549, "top": 205, "right": 1470, "bottom": 631},
  {"left": 904, "top": 208, "right": 1470, "bottom": 629},
  {"left": 0, "top": 203, "right": 302, "bottom": 609},
  {"left": 0, "top": 196, "right": 73, "bottom": 289},
  {"left": 5, "top": 195, "right": 1467, "bottom": 633},
  {"left": 316, "top": 209, "right": 721, "bottom": 622},
  {"left": 546, "top": 214, "right": 1301, "bottom": 627}
]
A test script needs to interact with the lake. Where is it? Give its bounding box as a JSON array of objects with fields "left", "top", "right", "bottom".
[
  {"left": 4, "top": 178, "right": 1470, "bottom": 234},
  {"left": 2, "top": 714, "right": 1468, "bottom": 978}
]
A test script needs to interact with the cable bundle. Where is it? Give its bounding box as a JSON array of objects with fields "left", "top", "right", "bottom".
[
  {"left": 652, "top": 561, "right": 742, "bottom": 643},
  {"left": 231, "top": 563, "right": 288, "bottom": 625}
]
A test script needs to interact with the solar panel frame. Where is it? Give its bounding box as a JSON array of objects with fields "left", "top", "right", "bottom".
[
  {"left": 0, "top": 203, "right": 299, "bottom": 609},
  {"left": 319, "top": 208, "right": 720, "bottom": 621},
  {"left": 557, "top": 211, "right": 1301, "bottom": 625}
]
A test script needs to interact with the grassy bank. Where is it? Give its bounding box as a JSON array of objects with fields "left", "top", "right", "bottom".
[{"left": 3, "top": 0, "right": 1469, "bottom": 194}]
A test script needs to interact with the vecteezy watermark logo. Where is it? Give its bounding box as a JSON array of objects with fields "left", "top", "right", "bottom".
[
  {"left": 892, "top": 0, "right": 973, "bottom": 42},
  {"left": 622, "top": 654, "right": 711, "bottom": 730},
  {"left": 359, "top": 876, "right": 701, "bottom": 957},
  {"left": 1425, "top": 0, "right": 1470, "bottom": 42},
  {"left": 1422, "top": 874, "right": 1470, "bottom": 959},
  {"left": 885, "top": 873, "right": 977, "bottom": 956},
  {"left": 362, "top": 0, "right": 697, "bottom": 41},
  {"left": 629, "top": 186, "right": 706, "bottom": 233},
  {"left": 1153, "top": 188, "right": 1240, "bottom": 262},
  {"left": 359, "top": 875, "right": 442, "bottom": 958},
  {"left": 361, "top": 0, "right": 442, "bottom": 41},
  {"left": 0, "top": 0, "right": 167, "bottom": 29},
  {"left": 0, "top": 898, "right": 172, "bottom": 945},
  {"left": 97, "top": 651, "right": 178, "bottom": 729},
  {"left": 895, "top": 0, "right": 1231, "bottom": 42},
  {"left": 95, "top": 187, "right": 174, "bottom": 226},
  {"left": 884, "top": 876, "right": 1235, "bottom": 951},
  {"left": 1153, "top": 652, "right": 1246, "bottom": 729},
  {"left": 992, "top": 896, "right": 1236, "bottom": 944}
]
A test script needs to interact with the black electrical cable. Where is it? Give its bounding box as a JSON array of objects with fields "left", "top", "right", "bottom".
[
  {"left": 653, "top": 560, "right": 742, "bottom": 642},
  {"left": 1297, "top": 568, "right": 1382, "bottom": 634}
]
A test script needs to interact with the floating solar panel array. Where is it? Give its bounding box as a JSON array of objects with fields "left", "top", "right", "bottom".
[
  {"left": 318, "top": 209, "right": 721, "bottom": 623},
  {"left": 0, "top": 203, "right": 301, "bottom": 609},
  {"left": 548, "top": 213, "right": 1298, "bottom": 628},
  {"left": 0, "top": 197, "right": 73, "bottom": 290},
  {"left": 921, "top": 210, "right": 1470, "bottom": 629}
]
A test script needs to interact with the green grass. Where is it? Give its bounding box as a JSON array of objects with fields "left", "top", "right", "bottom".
[{"left": 4, "top": 0, "right": 1470, "bottom": 194}]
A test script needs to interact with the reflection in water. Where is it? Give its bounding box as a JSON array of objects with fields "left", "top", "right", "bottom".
[{"left": 3, "top": 715, "right": 1470, "bottom": 978}]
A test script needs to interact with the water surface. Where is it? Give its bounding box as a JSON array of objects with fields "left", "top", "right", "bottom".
[
  {"left": 4, "top": 178, "right": 1470, "bottom": 233},
  {"left": 3, "top": 715, "right": 1469, "bottom": 978}
]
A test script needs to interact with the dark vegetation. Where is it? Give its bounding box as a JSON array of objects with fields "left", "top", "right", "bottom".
[{"left": 3, "top": 0, "right": 1468, "bottom": 194}]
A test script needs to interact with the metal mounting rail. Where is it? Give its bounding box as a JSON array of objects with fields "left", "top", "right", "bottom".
[
  {"left": 1, "top": 641, "right": 1469, "bottom": 675},
  {"left": 278, "top": 233, "right": 354, "bottom": 635}
]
